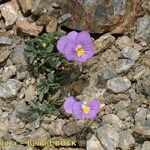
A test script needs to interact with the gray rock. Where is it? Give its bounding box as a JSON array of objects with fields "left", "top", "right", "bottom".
[
  {"left": 2, "top": 65, "right": 17, "bottom": 80},
  {"left": 0, "top": 116, "right": 9, "bottom": 138},
  {"left": 17, "top": 71, "right": 28, "bottom": 80},
  {"left": 93, "top": 33, "right": 115, "bottom": 54},
  {"left": 115, "top": 100, "right": 130, "bottom": 111},
  {"left": 58, "top": 14, "right": 71, "bottom": 24},
  {"left": 100, "top": 68, "right": 116, "bottom": 80},
  {"left": 119, "top": 131, "right": 135, "bottom": 150},
  {"left": 11, "top": 132, "right": 29, "bottom": 144},
  {"left": 122, "top": 46, "right": 140, "bottom": 61},
  {"left": 7, "top": 121, "right": 25, "bottom": 135},
  {"left": 102, "top": 114, "right": 123, "bottom": 130},
  {"left": 48, "top": 119, "right": 66, "bottom": 136},
  {"left": 135, "top": 15, "right": 150, "bottom": 41},
  {"left": 0, "top": 36, "right": 12, "bottom": 45},
  {"left": 11, "top": 127, "right": 50, "bottom": 144},
  {"left": 105, "top": 94, "right": 129, "bottom": 104},
  {"left": 124, "top": 121, "right": 133, "bottom": 129},
  {"left": 97, "top": 68, "right": 116, "bottom": 88},
  {"left": 15, "top": 100, "right": 28, "bottom": 114},
  {"left": 1, "top": 144, "right": 36, "bottom": 150},
  {"left": 142, "top": 0, "right": 150, "bottom": 12},
  {"left": 9, "top": 111, "right": 20, "bottom": 124},
  {"left": 117, "top": 110, "right": 129, "bottom": 120},
  {"left": 17, "top": 66, "right": 28, "bottom": 80},
  {"left": 115, "top": 36, "right": 131, "bottom": 49},
  {"left": 11, "top": 44, "right": 27, "bottom": 65},
  {"left": 134, "top": 123, "right": 150, "bottom": 136},
  {"left": 86, "top": 135, "right": 104, "bottom": 150},
  {"left": 135, "top": 108, "right": 147, "bottom": 124},
  {"left": 116, "top": 59, "right": 135, "bottom": 73},
  {"left": 0, "top": 49, "right": 10, "bottom": 63},
  {"left": 0, "top": 79, "right": 22, "bottom": 99},
  {"left": 17, "top": 87, "right": 25, "bottom": 99},
  {"left": 142, "top": 141, "right": 150, "bottom": 150},
  {"left": 96, "top": 124, "right": 119, "bottom": 150},
  {"left": 28, "top": 127, "right": 50, "bottom": 141},
  {"left": 77, "top": 84, "right": 105, "bottom": 102},
  {"left": 25, "top": 85, "right": 35, "bottom": 102},
  {"left": 63, "top": 121, "right": 84, "bottom": 136},
  {"left": 142, "top": 82, "right": 150, "bottom": 97},
  {"left": 107, "top": 77, "right": 131, "bottom": 93},
  {"left": 133, "top": 66, "right": 146, "bottom": 81},
  {"left": 0, "top": 2, "right": 18, "bottom": 26},
  {"left": 26, "top": 118, "right": 40, "bottom": 131},
  {"left": 125, "top": 116, "right": 134, "bottom": 122},
  {"left": 31, "top": 0, "right": 43, "bottom": 15},
  {"left": 0, "top": 109, "right": 3, "bottom": 115}
]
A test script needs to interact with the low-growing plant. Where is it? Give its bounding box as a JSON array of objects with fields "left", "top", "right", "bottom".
[
  {"left": 25, "top": 32, "right": 70, "bottom": 99},
  {"left": 25, "top": 32, "right": 67, "bottom": 75},
  {"left": 19, "top": 100, "right": 59, "bottom": 122},
  {"left": 37, "top": 71, "right": 68, "bottom": 100}
]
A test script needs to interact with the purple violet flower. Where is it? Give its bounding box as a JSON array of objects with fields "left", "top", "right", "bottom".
[
  {"left": 56, "top": 30, "right": 95, "bottom": 62},
  {"left": 63, "top": 96, "right": 100, "bottom": 119}
]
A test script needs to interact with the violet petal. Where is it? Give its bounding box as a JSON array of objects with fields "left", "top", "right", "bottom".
[
  {"left": 75, "top": 44, "right": 95, "bottom": 62},
  {"left": 67, "top": 31, "right": 78, "bottom": 42},
  {"left": 75, "top": 31, "right": 92, "bottom": 45},
  {"left": 73, "top": 101, "right": 83, "bottom": 119},
  {"left": 84, "top": 100, "right": 100, "bottom": 119},
  {"left": 63, "top": 96, "right": 76, "bottom": 114},
  {"left": 56, "top": 36, "right": 68, "bottom": 53},
  {"left": 63, "top": 43, "right": 76, "bottom": 61}
]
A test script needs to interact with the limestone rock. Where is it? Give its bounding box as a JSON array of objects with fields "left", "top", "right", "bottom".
[
  {"left": 102, "top": 114, "right": 123, "bottom": 130},
  {"left": 119, "top": 131, "right": 135, "bottom": 150},
  {"left": 0, "top": 49, "right": 10, "bottom": 63},
  {"left": 86, "top": 135, "right": 104, "bottom": 150},
  {"left": 0, "top": 117, "right": 9, "bottom": 138},
  {"left": 116, "top": 59, "right": 135, "bottom": 74},
  {"left": 0, "top": 2, "right": 18, "bottom": 26},
  {"left": 46, "top": 18, "right": 57, "bottom": 33},
  {"left": 0, "top": 36, "right": 11, "bottom": 45},
  {"left": 93, "top": 33, "right": 115, "bottom": 54},
  {"left": 0, "top": 79, "right": 22, "bottom": 99},
  {"left": 11, "top": 44, "right": 26, "bottom": 66},
  {"left": 115, "top": 36, "right": 131, "bottom": 49},
  {"left": 122, "top": 46, "right": 140, "bottom": 61},
  {"left": 48, "top": 119, "right": 66, "bottom": 136},
  {"left": 2, "top": 65, "right": 17, "bottom": 80},
  {"left": 107, "top": 77, "right": 131, "bottom": 93},
  {"left": 25, "top": 85, "right": 35, "bottom": 102},
  {"left": 135, "top": 15, "right": 150, "bottom": 41},
  {"left": 17, "top": 0, "right": 33, "bottom": 13},
  {"left": 142, "top": 141, "right": 150, "bottom": 150},
  {"left": 96, "top": 124, "right": 119, "bottom": 150},
  {"left": 16, "top": 15, "right": 43, "bottom": 36}
]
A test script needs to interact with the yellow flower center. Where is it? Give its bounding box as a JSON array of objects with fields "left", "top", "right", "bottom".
[
  {"left": 75, "top": 45, "right": 85, "bottom": 57},
  {"left": 82, "top": 104, "right": 90, "bottom": 114}
]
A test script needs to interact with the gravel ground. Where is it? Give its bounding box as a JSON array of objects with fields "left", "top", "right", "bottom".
[{"left": 0, "top": 0, "right": 150, "bottom": 150}]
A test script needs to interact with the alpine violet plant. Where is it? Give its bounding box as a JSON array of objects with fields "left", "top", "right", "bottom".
[
  {"left": 64, "top": 96, "right": 100, "bottom": 119},
  {"left": 56, "top": 31, "right": 95, "bottom": 62}
]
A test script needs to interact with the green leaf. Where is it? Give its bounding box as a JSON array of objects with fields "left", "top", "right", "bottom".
[
  {"left": 47, "top": 72, "right": 55, "bottom": 83},
  {"left": 25, "top": 32, "right": 70, "bottom": 99}
]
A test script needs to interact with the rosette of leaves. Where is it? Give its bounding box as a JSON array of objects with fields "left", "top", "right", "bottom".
[
  {"left": 19, "top": 100, "right": 59, "bottom": 122},
  {"left": 25, "top": 32, "right": 67, "bottom": 75},
  {"left": 25, "top": 32, "right": 70, "bottom": 99},
  {"left": 37, "top": 71, "right": 68, "bottom": 100}
]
